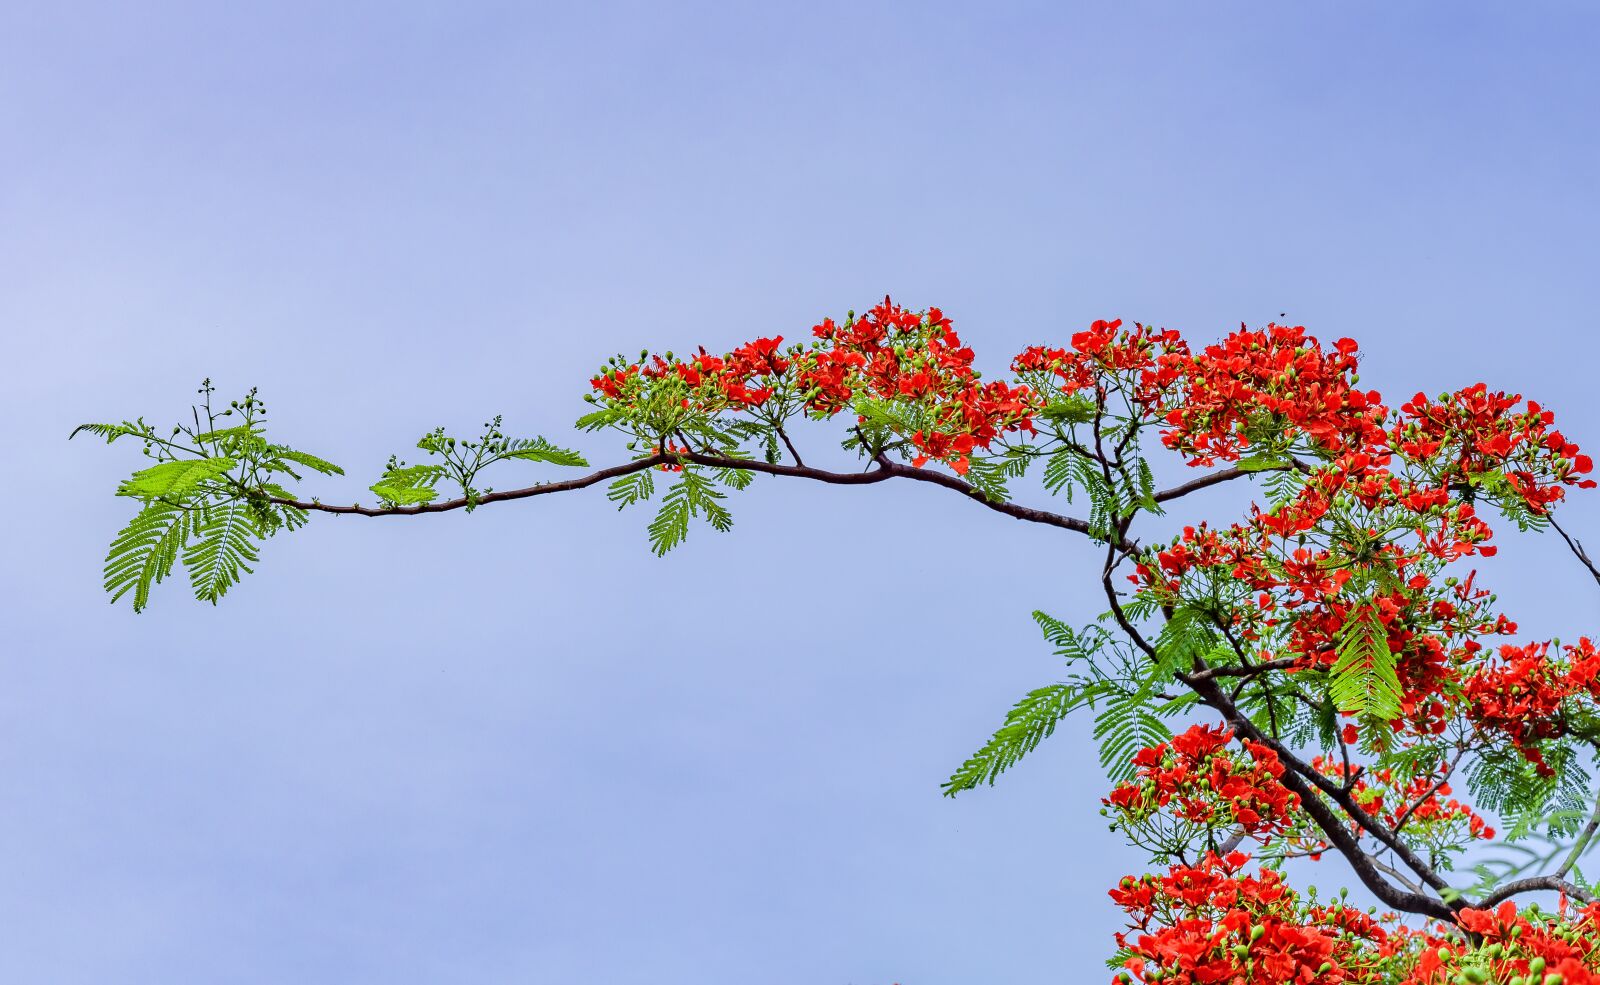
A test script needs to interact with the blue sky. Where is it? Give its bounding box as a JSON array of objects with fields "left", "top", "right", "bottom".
[{"left": 4, "top": 2, "right": 1600, "bottom": 982}]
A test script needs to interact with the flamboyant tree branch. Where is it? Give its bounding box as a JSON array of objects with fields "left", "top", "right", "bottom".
[
  {"left": 1151, "top": 462, "right": 1284, "bottom": 503},
  {"left": 1183, "top": 671, "right": 1459, "bottom": 921},
  {"left": 1552, "top": 515, "right": 1600, "bottom": 589},
  {"left": 1391, "top": 746, "right": 1470, "bottom": 837},
  {"left": 1075, "top": 442, "right": 1460, "bottom": 918},
  {"left": 261, "top": 414, "right": 1594, "bottom": 925},
  {"left": 1477, "top": 875, "right": 1596, "bottom": 909},
  {"left": 1185, "top": 657, "right": 1300, "bottom": 681},
  {"left": 266, "top": 449, "right": 1108, "bottom": 539},
  {"left": 268, "top": 454, "right": 677, "bottom": 516}
]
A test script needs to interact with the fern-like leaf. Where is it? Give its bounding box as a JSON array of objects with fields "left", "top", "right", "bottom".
[
  {"left": 1092, "top": 689, "right": 1170, "bottom": 783},
  {"left": 274, "top": 448, "right": 344, "bottom": 476},
  {"left": 119, "top": 457, "right": 236, "bottom": 499},
  {"left": 1042, "top": 447, "right": 1078, "bottom": 496},
  {"left": 647, "top": 487, "right": 692, "bottom": 555},
  {"left": 369, "top": 464, "right": 445, "bottom": 506},
  {"left": 503, "top": 437, "right": 588, "bottom": 468},
  {"left": 608, "top": 470, "right": 656, "bottom": 508},
  {"left": 104, "top": 500, "right": 193, "bottom": 612},
  {"left": 942, "top": 614, "right": 1109, "bottom": 795},
  {"left": 71, "top": 421, "right": 148, "bottom": 445},
  {"left": 1329, "top": 605, "right": 1402, "bottom": 722},
  {"left": 646, "top": 470, "right": 732, "bottom": 555},
  {"left": 183, "top": 500, "right": 261, "bottom": 604},
  {"left": 943, "top": 683, "right": 1102, "bottom": 795}
]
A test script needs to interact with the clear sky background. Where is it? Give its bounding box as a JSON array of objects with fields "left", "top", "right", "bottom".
[{"left": 4, "top": 3, "right": 1600, "bottom": 982}]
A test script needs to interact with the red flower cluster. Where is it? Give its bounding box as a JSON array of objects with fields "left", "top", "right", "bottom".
[
  {"left": 1395, "top": 385, "right": 1597, "bottom": 514},
  {"left": 1157, "top": 325, "right": 1388, "bottom": 467},
  {"left": 1113, "top": 862, "right": 1600, "bottom": 985},
  {"left": 1401, "top": 900, "right": 1600, "bottom": 985},
  {"left": 799, "top": 298, "right": 1039, "bottom": 473},
  {"left": 590, "top": 336, "right": 791, "bottom": 412},
  {"left": 1011, "top": 318, "right": 1187, "bottom": 409},
  {"left": 588, "top": 299, "right": 1042, "bottom": 476},
  {"left": 1463, "top": 637, "right": 1600, "bottom": 774},
  {"left": 1110, "top": 852, "right": 1393, "bottom": 985},
  {"left": 1310, "top": 756, "right": 1495, "bottom": 846},
  {"left": 1131, "top": 449, "right": 1525, "bottom": 745},
  {"left": 1106, "top": 724, "right": 1301, "bottom": 843}
]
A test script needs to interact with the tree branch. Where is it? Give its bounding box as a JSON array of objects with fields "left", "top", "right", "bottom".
[
  {"left": 1152, "top": 465, "right": 1262, "bottom": 503},
  {"left": 1186, "top": 657, "right": 1299, "bottom": 681},
  {"left": 1391, "top": 745, "right": 1469, "bottom": 837},
  {"left": 1555, "top": 787, "right": 1600, "bottom": 880},
  {"left": 1552, "top": 516, "right": 1600, "bottom": 589},
  {"left": 1182, "top": 671, "right": 1458, "bottom": 920},
  {"left": 266, "top": 451, "right": 1101, "bottom": 540},
  {"left": 1151, "top": 457, "right": 1314, "bottom": 504},
  {"left": 269, "top": 454, "right": 677, "bottom": 515},
  {"left": 1477, "top": 875, "right": 1596, "bottom": 909}
]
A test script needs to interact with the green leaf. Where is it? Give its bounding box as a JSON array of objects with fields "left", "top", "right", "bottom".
[
  {"left": 962, "top": 458, "right": 1011, "bottom": 503},
  {"left": 1042, "top": 447, "right": 1080, "bottom": 495},
  {"left": 1134, "top": 458, "right": 1161, "bottom": 513},
  {"left": 1329, "top": 605, "right": 1402, "bottom": 722},
  {"left": 183, "top": 500, "right": 261, "bottom": 604},
  {"left": 503, "top": 437, "right": 588, "bottom": 468},
  {"left": 369, "top": 463, "right": 445, "bottom": 506},
  {"left": 647, "top": 469, "right": 732, "bottom": 555},
  {"left": 369, "top": 484, "right": 439, "bottom": 505},
  {"left": 1468, "top": 744, "right": 1591, "bottom": 834},
  {"left": 943, "top": 682, "right": 1102, "bottom": 795},
  {"left": 575, "top": 408, "right": 627, "bottom": 431},
  {"left": 104, "top": 500, "right": 193, "bottom": 612},
  {"left": 1093, "top": 688, "right": 1170, "bottom": 783},
  {"left": 1040, "top": 395, "right": 1095, "bottom": 424},
  {"left": 1154, "top": 607, "right": 1221, "bottom": 677},
  {"left": 1236, "top": 453, "right": 1288, "bottom": 473},
  {"left": 275, "top": 448, "right": 344, "bottom": 476},
  {"left": 194, "top": 425, "right": 259, "bottom": 445},
  {"left": 71, "top": 421, "right": 147, "bottom": 445},
  {"left": 943, "top": 614, "right": 1107, "bottom": 794},
  {"left": 648, "top": 484, "right": 692, "bottom": 555},
  {"left": 607, "top": 469, "right": 656, "bottom": 509},
  {"left": 852, "top": 398, "right": 922, "bottom": 434},
  {"left": 119, "top": 456, "right": 236, "bottom": 499}
]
